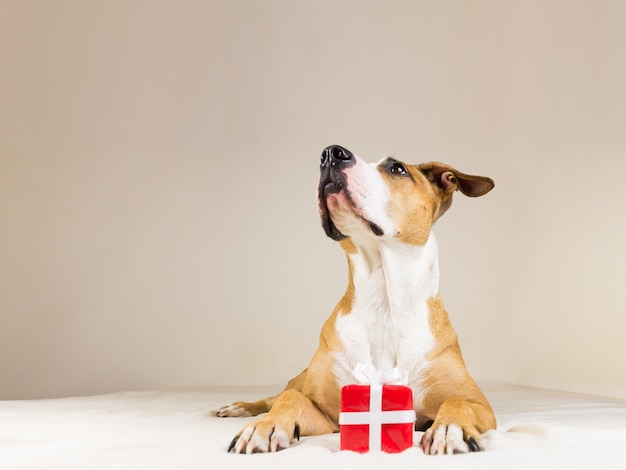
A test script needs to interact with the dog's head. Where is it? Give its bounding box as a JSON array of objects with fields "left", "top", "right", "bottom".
[{"left": 317, "top": 145, "right": 494, "bottom": 247}]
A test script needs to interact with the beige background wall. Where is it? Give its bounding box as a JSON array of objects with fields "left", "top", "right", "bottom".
[{"left": 1, "top": 0, "right": 625, "bottom": 399}]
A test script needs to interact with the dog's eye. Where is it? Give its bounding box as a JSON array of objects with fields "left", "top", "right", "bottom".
[{"left": 389, "top": 162, "right": 408, "bottom": 176}]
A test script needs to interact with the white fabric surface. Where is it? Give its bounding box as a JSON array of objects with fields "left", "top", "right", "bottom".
[{"left": 1, "top": 383, "right": 626, "bottom": 469}]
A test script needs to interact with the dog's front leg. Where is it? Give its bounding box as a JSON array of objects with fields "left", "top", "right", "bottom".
[{"left": 228, "top": 389, "right": 334, "bottom": 453}]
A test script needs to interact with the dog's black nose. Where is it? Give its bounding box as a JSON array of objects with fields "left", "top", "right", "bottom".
[{"left": 321, "top": 145, "right": 354, "bottom": 167}]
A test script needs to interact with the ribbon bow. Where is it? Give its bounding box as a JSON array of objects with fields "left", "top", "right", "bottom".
[{"left": 352, "top": 362, "right": 409, "bottom": 386}]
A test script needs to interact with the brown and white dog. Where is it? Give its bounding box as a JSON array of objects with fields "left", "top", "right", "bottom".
[{"left": 218, "top": 145, "right": 496, "bottom": 455}]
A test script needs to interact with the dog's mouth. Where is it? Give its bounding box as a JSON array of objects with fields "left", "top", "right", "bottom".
[
  {"left": 318, "top": 181, "right": 347, "bottom": 241},
  {"left": 318, "top": 180, "right": 384, "bottom": 241}
]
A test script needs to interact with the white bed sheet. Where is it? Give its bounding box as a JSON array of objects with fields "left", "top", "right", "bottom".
[{"left": 1, "top": 383, "right": 626, "bottom": 470}]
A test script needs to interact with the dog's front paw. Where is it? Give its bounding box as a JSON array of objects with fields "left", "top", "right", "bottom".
[
  {"left": 421, "top": 423, "right": 483, "bottom": 455},
  {"left": 228, "top": 418, "right": 301, "bottom": 454},
  {"left": 216, "top": 402, "right": 251, "bottom": 418}
]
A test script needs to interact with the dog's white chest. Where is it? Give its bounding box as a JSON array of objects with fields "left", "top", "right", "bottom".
[{"left": 332, "top": 297, "right": 435, "bottom": 388}]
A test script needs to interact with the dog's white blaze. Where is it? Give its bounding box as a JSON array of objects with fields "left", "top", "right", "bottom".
[
  {"left": 339, "top": 159, "right": 394, "bottom": 237},
  {"left": 329, "top": 154, "right": 440, "bottom": 398}
]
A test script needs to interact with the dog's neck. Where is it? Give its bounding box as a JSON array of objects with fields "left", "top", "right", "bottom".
[
  {"left": 345, "top": 233, "right": 440, "bottom": 319},
  {"left": 336, "top": 233, "right": 440, "bottom": 372}
]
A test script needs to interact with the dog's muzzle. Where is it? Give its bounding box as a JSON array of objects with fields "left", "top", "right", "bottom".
[{"left": 318, "top": 145, "right": 356, "bottom": 241}]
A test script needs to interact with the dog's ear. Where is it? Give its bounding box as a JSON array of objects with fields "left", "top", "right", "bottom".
[
  {"left": 418, "top": 162, "right": 494, "bottom": 197},
  {"left": 417, "top": 162, "right": 494, "bottom": 220}
]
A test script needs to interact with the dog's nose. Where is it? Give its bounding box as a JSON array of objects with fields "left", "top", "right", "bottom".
[{"left": 321, "top": 145, "right": 354, "bottom": 167}]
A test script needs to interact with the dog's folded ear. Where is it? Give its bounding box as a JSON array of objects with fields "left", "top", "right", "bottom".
[
  {"left": 418, "top": 162, "right": 494, "bottom": 221},
  {"left": 418, "top": 162, "right": 494, "bottom": 198}
]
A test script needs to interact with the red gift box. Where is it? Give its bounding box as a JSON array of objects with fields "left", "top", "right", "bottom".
[{"left": 339, "top": 383, "right": 416, "bottom": 453}]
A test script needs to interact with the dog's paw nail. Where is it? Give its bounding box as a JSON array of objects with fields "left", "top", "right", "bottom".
[
  {"left": 228, "top": 436, "right": 239, "bottom": 453},
  {"left": 468, "top": 437, "right": 481, "bottom": 452}
]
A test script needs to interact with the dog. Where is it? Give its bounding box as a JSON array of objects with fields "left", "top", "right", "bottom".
[{"left": 217, "top": 145, "right": 496, "bottom": 455}]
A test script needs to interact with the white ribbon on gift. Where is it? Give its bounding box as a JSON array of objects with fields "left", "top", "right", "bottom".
[{"left": 339, "top": 363, "right": 416, "bottom": 452}]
